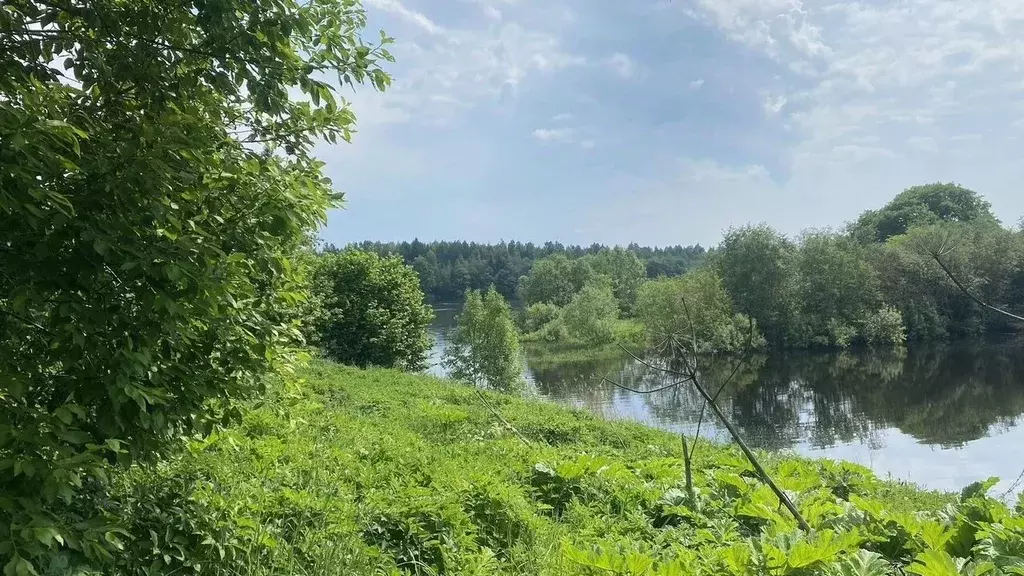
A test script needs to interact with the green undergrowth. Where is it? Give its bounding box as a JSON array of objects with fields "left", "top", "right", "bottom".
[
  {"left": 522, "top": 341, "right": 631, "bottom": 367},
  {"left": 105, "top": 360, "right": 1023, "bottom": 575},
  {"left": 522, "top": 319, "right": 644, "bottom": 366}
]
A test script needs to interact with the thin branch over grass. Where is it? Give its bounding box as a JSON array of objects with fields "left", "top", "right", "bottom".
[{"left": 604, "top": 300, "right": 811, "bottom": 532}]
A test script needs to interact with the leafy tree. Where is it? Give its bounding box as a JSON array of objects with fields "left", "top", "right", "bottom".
[
  {"left": 715, "top": 225, "right": 798, "bottom": 346},
  {"left": 867, "top": 220, "right": 1021, "bottom": 340},
  {"left": 635, "top": 268, "right": 763, "bottom": 354},
  {"left": 561, "top": 282, "right": 619, "bottom": 345},
  {"left": 519, "top": 254, "right": 597, "bottom": 307},
  {"left": 586, "top": 247, "right": 646, "bottom": 314},
  {"left": 1, "top": 0, "right": 391, "bottom": 569},
  {"left": 850, "top": 183, "right": 996, "bottom": 244},
  {"left": 443, "top": 287, "right": 522, "bottom": 391},
  {"left": 795, "top": 231, "right": 881, "bottom": 347},
  {"left": 307, "top": 250, "right": 433, "bottom": 370}
]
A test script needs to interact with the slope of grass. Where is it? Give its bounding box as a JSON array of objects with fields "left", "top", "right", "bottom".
[{"left": 107, "top": 360, "right": 1023, "bottom": 575}]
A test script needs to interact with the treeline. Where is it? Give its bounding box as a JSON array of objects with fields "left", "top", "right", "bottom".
[
  {"left": 484, "top": 183, "right": 1024, "bottom": 350},
  {"left": 329, "top": 240, "right": 707, "bottom": 301},
  {"left": 714, "top": 182, "right": 1024, "bottom": 347}
]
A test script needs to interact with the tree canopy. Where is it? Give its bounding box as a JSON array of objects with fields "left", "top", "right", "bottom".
[
  {"left": 850, "top": 183, "right": 997, "bottom": 244},
  {"left": 347, "top": 240, "right": 707, "bottom": 301},
  {"left": 1, "top": 0, "right": 390, "bottom": 569}
]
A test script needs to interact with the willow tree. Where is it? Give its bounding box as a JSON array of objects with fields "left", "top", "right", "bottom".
[{"left": 1, "top": 0, "right": 391, "bottom": 570}]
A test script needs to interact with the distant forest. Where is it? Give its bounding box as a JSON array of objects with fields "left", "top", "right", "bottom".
[{"left": 327, "top": 241, "right": 707, "bottom": 301}]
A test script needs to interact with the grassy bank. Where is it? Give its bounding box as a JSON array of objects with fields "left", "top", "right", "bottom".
[{"left": 107, "top": 360, "right": 1023, "bottom": 575}]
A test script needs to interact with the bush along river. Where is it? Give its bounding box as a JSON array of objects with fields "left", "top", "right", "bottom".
[{"left": 427, "top": 303, "right": 1024, "bottom": 496}]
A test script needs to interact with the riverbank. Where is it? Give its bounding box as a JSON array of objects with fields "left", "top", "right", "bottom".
[{"left": 105, "top": 359, "right": 1024, "bottom": 574}]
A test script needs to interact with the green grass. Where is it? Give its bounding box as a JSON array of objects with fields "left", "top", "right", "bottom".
[{"left": 108, "top": 360, "right": 1022, "bottom": 575}]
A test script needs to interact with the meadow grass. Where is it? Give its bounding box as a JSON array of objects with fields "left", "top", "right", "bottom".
[{"left": 108, "top": 359, "right": 1021, "bottom": 575}]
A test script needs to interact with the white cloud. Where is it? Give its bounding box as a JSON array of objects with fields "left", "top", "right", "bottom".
[
  {"left": 686, "top": 0, "right": 1024, "bottom": 210},
  {"left": 531, "top": 127, "right": 595, "bottom": 149},
  {"left": 320, "top": 0, "right": 1024, "bottom": 249},
  {"left": 763, "top": 93, "right": 787, "bottom": 115},
  {"left": 349, "top": 0, "right": 587, "bottom": 129},
  {"left": 606, "top": 52, "right": 637, "bottom": 79},
  {"left": 532, "top": 127, "right": 574, "bottom": 141},
  {"left": 364, "top": 0, "right": 444, "bottom": 35}
]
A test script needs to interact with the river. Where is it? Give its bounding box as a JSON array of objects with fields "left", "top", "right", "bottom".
[{"left": 425, "top": 304, "right": 1024, "bottom": 496}]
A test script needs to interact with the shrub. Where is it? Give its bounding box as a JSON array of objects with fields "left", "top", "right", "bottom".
[
  {"left": 521, "top": 303, "right": 562, "bottom": 334},
  {"left": 863, "top": 306, "right": 908, "bottom": 346},
  {"left": 561, "top": 283, "right": 619, "bottom": 345},
  {"left": 827, "top": 319, "right": 859, "bottom": 348},
  {"left": 306, "top": 250, "right": 434, "bottom": 370}
]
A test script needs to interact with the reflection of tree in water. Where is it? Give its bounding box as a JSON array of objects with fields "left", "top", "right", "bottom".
[
  {"left": 527, "top": 338, "right": 1024, "bottom": 451},
  {"left": 527, "top": 354, "right": 632, "bottom": 413},
  {"left": 820, "top": 340, "right": 1024, "bottom": 447}
]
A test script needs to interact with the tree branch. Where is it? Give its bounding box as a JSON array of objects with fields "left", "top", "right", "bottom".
[
  {"left": 607, "top": 299, "right": 808, "bottom": 531},
  {"left": 929, "top": 251, "right": 1024, "bottom": 322},
  {"left": 474, "top": 388, "right": 533, "bottom": 447}
]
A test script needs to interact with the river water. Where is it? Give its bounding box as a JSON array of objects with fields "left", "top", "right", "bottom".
[{"left": 426, "top": 304, "right": 1024, "bottom": 496}]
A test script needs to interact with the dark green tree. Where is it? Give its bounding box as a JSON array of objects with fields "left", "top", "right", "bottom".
[
  {"left": 850, "top": 183, "right": 996, "bottom": 244},
  {"left": 715, "top": 225, "right": 798, "bottom": 346},
  {"left": 0, "top": 0, "right": 391, "bottom": 569},
  {"left": 307, "top": 250, "right": 433, "bottom": 370},
  {"left": 794, "top": 231, "right": 881, "bottom": 347}
]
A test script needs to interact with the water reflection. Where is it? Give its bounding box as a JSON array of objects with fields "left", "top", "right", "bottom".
[{"left": 427, "top": 307, "right": 1024, "bottom": 493}]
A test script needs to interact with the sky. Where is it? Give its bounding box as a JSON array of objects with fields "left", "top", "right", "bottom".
[{"left": 318, "top": 0, "right": 1024, "bottom": 248}]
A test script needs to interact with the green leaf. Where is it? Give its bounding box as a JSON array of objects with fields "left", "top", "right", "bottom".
[{"left": 908, "top": 550, "right": 960, "bottom": 576}]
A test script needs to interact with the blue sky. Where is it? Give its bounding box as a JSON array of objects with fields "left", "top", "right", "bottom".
[{"left": 318, "top": 0, "right": 1024, "bottom": 248}]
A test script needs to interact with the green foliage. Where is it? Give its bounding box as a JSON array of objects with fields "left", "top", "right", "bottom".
[
  {"left": 444, "top": 287, "right": 523, "bottom": 391},
  {"left": 519, "top": 254, "right": 598, "bottom": 307},
  {"left": 86, "top": 360, "right": 1023, "bottom": 575},
  {"left": 350, "top": 240, "right": 707, "bottom": 301},
  {"left": 795, "top": 232, "right": 882, "bottom": 347},
  {"left": 871, "top": 221, "right": 1022, "bottom": 340},
  {"left": 0, "top": 0, "right": 391, "bottom": 571},
  {"left": 716, "top": 225, "right": 799, "bottom": 346},
  {"left": 520, "top": 303, "right": 563, "bottom": 334},
  {"left": 585, "top": 247, "right": 647, "bottom": 314},
  {"left": 851, "top": 183, "right": 997, "bottom": 244},
  {"left": 305, "top": 249, "right": 433, "bottom": 370},
  {"left": 635, "top": 268, "right": 765, "bottom": 354},
  {"left": 561, "top": 283, "right": 620, "bottom": 345},
  {"left": 863, "top": 306, "right": 908, "bottom": 346}
]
